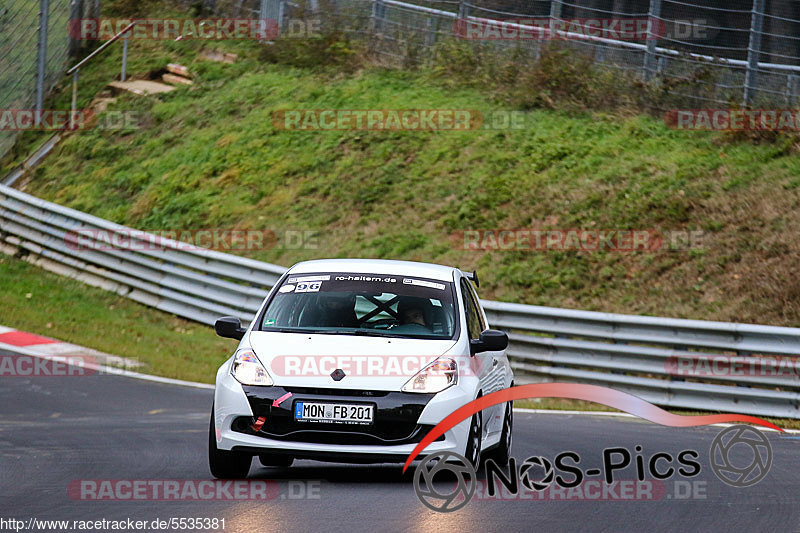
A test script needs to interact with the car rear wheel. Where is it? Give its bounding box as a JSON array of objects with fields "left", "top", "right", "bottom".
[
  {"left": 208, "top": 406, "right": 252, "bottom": 479},
  {"left": 259, "top": 454, "right": 294, "bottom": 468},
  {"left": 463, "top": 411, "right": 482, "bottom": 469}
]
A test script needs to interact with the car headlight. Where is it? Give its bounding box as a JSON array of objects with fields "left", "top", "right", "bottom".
[
  {"left": 230, "top": 349, "right": 273, "bottom": 386},
  {"left": 402, "top": 357, "right": 457, "bottom": 393}
]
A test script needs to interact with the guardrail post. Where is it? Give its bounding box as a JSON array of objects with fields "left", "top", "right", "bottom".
[
  {"left": 35, "top": 0, "right": 50, "bottom": 127},
  {"left": 643, "top": 0, "right": 662, "bottom": 81},
  {"left": 744, "top": 0, "right": 765, "bottom": 105}
]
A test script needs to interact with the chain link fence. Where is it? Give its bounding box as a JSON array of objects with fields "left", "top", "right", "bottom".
[
  {"left": 3, "top": 0, "right": 799, "bottom": 165},
  {"left": 205, "top": 0, "right": 800, "bottom": 107},
  {"left": 0, "top": 0, "right": 99, "bottom": 161},
  {"left": 355, "top": 0, "right": 800, "bottom": 106}
]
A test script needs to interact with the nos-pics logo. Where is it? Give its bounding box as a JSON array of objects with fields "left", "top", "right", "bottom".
[{"left": 413, "top": 424, "right": 773, "bottom": 513}]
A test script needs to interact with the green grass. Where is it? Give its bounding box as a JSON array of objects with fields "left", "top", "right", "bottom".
[{"left": 0, "top": 254, "right": 235, "bottom": 383}]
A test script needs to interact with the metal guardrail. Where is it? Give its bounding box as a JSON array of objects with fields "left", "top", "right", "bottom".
[
  {"left": 2, "top": 182, "right": 800, "bottom": 419},
  {"left": 482, "top": 301, "right": 800, "bottom": 418},
  {"left": 0, "top": 184, "right": 285, "bottom": 326}
]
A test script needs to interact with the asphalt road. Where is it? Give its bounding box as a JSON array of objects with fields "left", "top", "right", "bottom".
[{"left": 1, "top": 348, "right": 799, "bottom": 533}]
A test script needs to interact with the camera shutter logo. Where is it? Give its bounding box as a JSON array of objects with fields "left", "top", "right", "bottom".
[
  {"left": 413, "top": 452, "right": 476, "bottom": 512},
  {"left": 710, "top": 425, "right": 772, "bottom": 488},
  {"left": 519, "top": 456, "right": 555, "bottom": 491}
]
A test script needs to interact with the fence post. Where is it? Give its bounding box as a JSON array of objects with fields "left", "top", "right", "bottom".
[
  {"left": 786, "top": 74, "right": 798, "bottom": 106},
  {"left": 643, "top": 0, "right": 662, "bottom": 81},
  {"left": 35, "top": 0, "right": 50, "bottom": 127},
  {"left": 744, "top": 0, "right": 765, "bottom": 105},
  {"left": 70, "top": 70, "right": 78, "bottom": 130},
  {"left": 549, "top": 0, "right": 561, "bottom": 21},
  {"left": 458, "top": 0, "right": 469, "bottom": 20},
  {"left": 121, "top": 33, "right": 129, "bottom": 81},
  {"left": 549, "top": 0, "right": 561, "bottom": 33},
  {"left": 539, "top": 0, "right": 562, "bottom": 57},
  {"left": 68, "top": 0, "right": 81, "bottom": 56},
  {"left": 424, "top": 15, "right": 438, "bottom": 49},
  {"left": 372, "top": 0, "right": 385, "bottom": 33}
]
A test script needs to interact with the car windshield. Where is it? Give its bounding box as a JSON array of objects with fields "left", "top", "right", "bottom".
[{"left": 259, "top": 272, "right": 457, "bottom": 339}]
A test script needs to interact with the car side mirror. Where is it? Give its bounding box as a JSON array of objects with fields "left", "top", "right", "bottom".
[
  {"left": 215, "top": 316, "right": 246, "bottom": 340},
  {"left": 470, "top": 329, "right": 508, "bottom": 355}
]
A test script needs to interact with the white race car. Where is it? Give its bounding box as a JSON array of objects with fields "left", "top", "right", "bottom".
[{"left": 209, "top": 259, "right": 514, "bottom": 478}]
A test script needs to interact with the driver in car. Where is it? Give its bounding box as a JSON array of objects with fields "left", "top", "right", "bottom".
[{"left": 395, "top": 297, "right": 432, "bottom": 333}]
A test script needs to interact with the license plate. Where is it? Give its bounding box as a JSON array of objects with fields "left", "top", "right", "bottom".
[{"left": 294, "top": 401, "right": 374, "bottom": 425}]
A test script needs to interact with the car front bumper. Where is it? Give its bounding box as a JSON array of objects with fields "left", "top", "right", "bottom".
[{"left": 213, "top": 360, "right": 473, "bottom": 463}]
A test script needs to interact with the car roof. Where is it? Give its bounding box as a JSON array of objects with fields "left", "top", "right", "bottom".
[{"left": 287, "top": 259, "right": 459, "bottom": 282}]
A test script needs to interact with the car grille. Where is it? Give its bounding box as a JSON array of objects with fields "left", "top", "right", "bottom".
[{"left": 236, "top": 385, "right": 442, "bottom": 445}]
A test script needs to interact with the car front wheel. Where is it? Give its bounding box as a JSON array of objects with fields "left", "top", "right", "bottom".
[
  {"left": 463, "top": 411, "right": 482, "bottom": 469},
  {"left": 486, "top": 401, "right": 513, "bottom": 467},
  {"left": 208, "top": 405, "right": 252, "bottom": 479}
]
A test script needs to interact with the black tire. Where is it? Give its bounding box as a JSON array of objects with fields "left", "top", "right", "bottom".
[
  {"left": 258, "top": 454, "right": 294, "bottom": 468},
  {"left": 486, "top": 401, "right": 513, "bottom": 467},
  {"left": 463, "top": 411, "right": 482, "bottom": 469},
  {"left": 208, "top": 406, "right": 252, "bottom": 479}
]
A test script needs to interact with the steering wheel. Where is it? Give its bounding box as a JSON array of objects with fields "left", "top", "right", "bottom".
[{"left": 365, "top": 318, "right": 398, "bottom": 330}]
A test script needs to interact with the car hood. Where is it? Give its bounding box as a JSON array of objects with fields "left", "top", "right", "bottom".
[{"left": 247, "top": 331, "right": 458, "bottom": 391}]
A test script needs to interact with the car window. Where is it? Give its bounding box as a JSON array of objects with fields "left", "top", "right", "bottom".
[
  {"left": 260, "top": 272, "right": 457, "bottom": 339},
  {"left": 460, "top": 278, "right": 483, "bottom": 340},
  {"left": 466, "top": 279, "right": 487, "bottom": 331}
]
